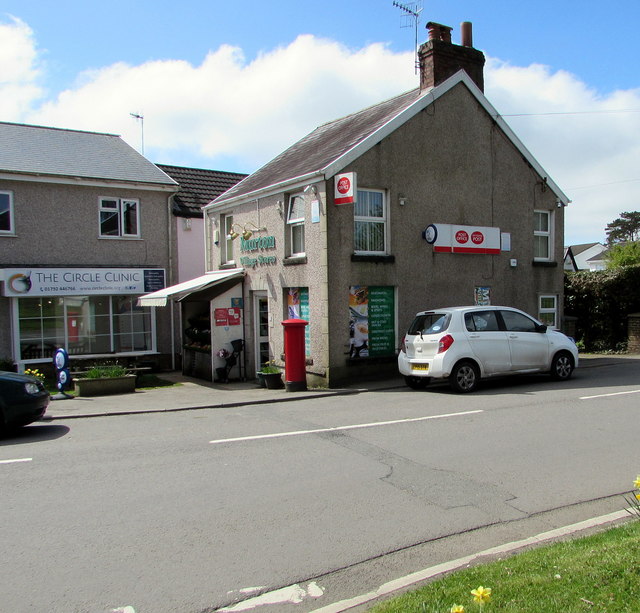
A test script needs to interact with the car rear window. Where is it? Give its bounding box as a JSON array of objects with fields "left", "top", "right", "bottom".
[{"left": 407, "top": 313, "right": 450, "bottom": 335}]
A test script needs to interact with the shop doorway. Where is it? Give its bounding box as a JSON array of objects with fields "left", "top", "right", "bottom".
[{"left": 253, "top": 292, "right": 270, "bottom": 375}]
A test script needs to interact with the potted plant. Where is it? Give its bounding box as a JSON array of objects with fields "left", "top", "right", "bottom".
[
  {"left": 259, "top": 361, "right": 284, "bottom": 389},
  {"left": 73, "top": 364, "right": 136, "bottom": 397}
]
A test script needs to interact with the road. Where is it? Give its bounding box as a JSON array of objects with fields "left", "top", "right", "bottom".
[{"left": 1, "top": 360, "right": 639, "bottom": 613}]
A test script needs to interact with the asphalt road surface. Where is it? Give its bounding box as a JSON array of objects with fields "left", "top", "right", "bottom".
[{"left": 2, "top": 360, "right": 639, "bottom": 613}]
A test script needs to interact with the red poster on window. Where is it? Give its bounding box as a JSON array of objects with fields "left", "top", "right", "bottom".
[{"left": 214, "top": 308, "right": 229, "bottom": 326}]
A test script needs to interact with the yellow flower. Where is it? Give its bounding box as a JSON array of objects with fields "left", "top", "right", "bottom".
[
  {"left": 635, "top": 493, "right": 640, "bottom": 501},
  {"left": 634, "top": 475, "right": 640, "bottom": 489},
  {"left": 450, "top": 605, "right": 465, "bottom": 613},
  {"left": 471, "top": 586, "right": 492, "bottom": 604}
]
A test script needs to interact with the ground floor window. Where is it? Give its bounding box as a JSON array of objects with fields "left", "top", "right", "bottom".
[
  {"left": 17, "top": 295, "right": 154, "bottom": 360},
  {"left": 538, "top": 295, "right": 558, "bottom": 328},
  {"left": 348, "top": 285, "right": 396, "bottom": 358}
]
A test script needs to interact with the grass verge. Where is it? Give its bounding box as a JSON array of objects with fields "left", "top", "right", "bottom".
[{"left": 370, "top": 519, "right": 640, "bottom": 612}]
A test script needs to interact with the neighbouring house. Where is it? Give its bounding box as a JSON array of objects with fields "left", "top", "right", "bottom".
[
  {"left": 564, "top": 242, "right": 607, "bottom": 271},
  {"left": 157, "top": 164, "right": 247, "bottom": 282},
  {"left": 141, "top": 21, "right": 570, "bottom": 387},
  {"left": 0, "top": 122, "right": 178, "bottom": 372}
]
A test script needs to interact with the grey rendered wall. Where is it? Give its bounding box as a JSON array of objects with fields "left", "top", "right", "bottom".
[
  {"left": 0, "top": 179, "right": 175, "bottom": 363},
  {"left": 326, "top": 83, "right": 565, "bottom": 384}
]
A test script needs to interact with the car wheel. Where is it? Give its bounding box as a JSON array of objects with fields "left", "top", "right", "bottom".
[
  {"left": 550, "top": 351, "right": 574, "bottom": 381},
  {"left": 404, "top": 376, "right": 430, "bottom": 390},
  {"left": 449, "top": 361, "right": 479, "bottom": 393}
]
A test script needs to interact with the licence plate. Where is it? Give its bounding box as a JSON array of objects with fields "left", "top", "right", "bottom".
[{"left": 412, "top": 363, "right": 429, "bottom": 372}]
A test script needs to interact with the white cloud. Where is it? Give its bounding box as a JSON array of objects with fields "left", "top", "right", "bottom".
[
  {"left": 0, "top": 16, "right": 44, "bottom": 117},
  {"left": 1, "top": 16, "right": 639, "bottom": 244}
]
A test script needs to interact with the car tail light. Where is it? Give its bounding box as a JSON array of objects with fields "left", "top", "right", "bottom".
[
  {"left": 399, "top": 335, "right": 406, "bottom": 353},
  {"left": 438, "top": 334, "right": 454, "bottom": 353}
]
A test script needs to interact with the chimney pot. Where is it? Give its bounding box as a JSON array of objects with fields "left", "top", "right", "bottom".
[
  {"left": 426, "top": 22, "right": 453, "bottom": 43},
  {"left": 461, "top": 21, "right": 473, "bottom": 47}
]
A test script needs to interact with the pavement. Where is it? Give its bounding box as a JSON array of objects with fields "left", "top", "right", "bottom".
[{"left": 42, "top": 353, "right": 637, "bottom": 421}]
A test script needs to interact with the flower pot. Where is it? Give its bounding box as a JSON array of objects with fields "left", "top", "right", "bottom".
[
  {"left": 73, "top": 374, "right": 136, "bottom": 397},
  {"left": 261, "top": 372, "right": 284, "bottom": 389}
]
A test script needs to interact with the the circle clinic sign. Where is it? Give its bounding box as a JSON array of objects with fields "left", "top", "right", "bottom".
[{"left": 334, "top": 172, "right": 357, "bottom": 205}]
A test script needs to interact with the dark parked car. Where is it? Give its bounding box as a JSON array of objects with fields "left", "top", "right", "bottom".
[{"left": 0, "top": 371, "right": 50, "bottom": 431}]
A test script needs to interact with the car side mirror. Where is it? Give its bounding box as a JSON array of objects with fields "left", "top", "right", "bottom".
[{"left": 536, "top": 323, "right": 547, "bottom": 333}]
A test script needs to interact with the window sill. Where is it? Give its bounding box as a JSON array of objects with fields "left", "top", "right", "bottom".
[
  {"left": 98, "top": 235, "right": 143, "bottom": 240},
  {"left": 532, "top": 260, "right": 558, "bottom": 267},
  {"left": 351, "top": 254, "right": 395, "bottom": 264},
  {"left": 283, "top": 256, "right": 307, "bottom": 266},
  {"left": 219, "top": 262, "right": 237, "bottom": 269}
]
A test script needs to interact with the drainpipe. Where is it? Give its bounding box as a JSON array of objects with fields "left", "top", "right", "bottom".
[{"left": 167, "top": 194, "right": 176, "bottom": 370}]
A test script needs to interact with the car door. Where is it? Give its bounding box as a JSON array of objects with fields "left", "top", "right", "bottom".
[
  {"left": 463, "top": 310, "right": 511, "bottom": 374},
  {"left": 500, "top": 309, "right": 550, "bottom": 371}
]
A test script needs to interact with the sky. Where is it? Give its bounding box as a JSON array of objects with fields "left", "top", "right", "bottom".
[{"left": 1, "top": 0, "right": 639, "bottom": 246}]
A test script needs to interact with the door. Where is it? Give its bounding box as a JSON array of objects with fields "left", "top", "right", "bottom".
[
  {"left": 500, "top": 309, "right": 550, "bottom": 370},
  {"left": 253, "top": 292, "right": 270, "bottom": 375},
  {"left": 463, "top": 310, "right": 511, "bottom": 374}
]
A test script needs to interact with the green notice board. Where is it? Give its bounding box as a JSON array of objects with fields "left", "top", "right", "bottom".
[{"left": 367, "top": 286, "right": 395, "bottom": 356}]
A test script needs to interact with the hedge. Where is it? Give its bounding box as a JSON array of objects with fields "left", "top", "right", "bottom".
[{"left": 564, "top": 264, "right": 640, "bottom": 351}]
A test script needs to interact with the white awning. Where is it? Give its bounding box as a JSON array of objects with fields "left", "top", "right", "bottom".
[{"left": 138, "top": 268, "right": 244, "bottom": 307}]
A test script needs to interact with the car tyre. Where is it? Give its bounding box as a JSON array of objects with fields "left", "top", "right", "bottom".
[
  {"left": 449, "top": 361, "right": 479, "bottom": 393},
  {"left": 550, "top": 351, "right": 574, "bottom": 381},
  {"left": 404, "top": 375, "right": 430, "bottom": 390}
]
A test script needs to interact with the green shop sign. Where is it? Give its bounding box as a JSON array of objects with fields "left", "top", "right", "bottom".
[{"left": 240, "top": 235, "right": 277, "bottom": 268}]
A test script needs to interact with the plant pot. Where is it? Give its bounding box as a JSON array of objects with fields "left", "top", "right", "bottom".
[
  {"left": 73, "top": 375, "right": 136, "bottom": 397},
  {"left": 261, "top": 372, "right": 284, "bottom": 389},
  {"left": 256, "top": 372, "right": 266, "bottom": 388}
]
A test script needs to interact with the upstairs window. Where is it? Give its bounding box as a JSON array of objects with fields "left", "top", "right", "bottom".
[
  {"left": 287, "top": 195, "right": 305, "bottom": 256},
  {"left": 100, "top": 198, "right": 140, "bottom": 238},
  {"left": 0, "top": 191, "right": 14, "bottom": 234},
  {"left": 534, "top": 210, "right": 551, "bottom": 260},
  {"left": 354, "top": 189, "right": 386, "bottom": 254}
]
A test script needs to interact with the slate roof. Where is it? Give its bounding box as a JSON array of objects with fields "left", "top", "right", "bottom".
[
  {"left": 211, "top": 72, "right": 569, "bottom": 208},
  {"left": 566, "top": 242, "right": 602, "bottom": 256},
  {"left": 157, "top": 164, "right": 248, "bottom": 218},
  {"left": 213, "top": 88, "right": 423, "bottom": 204},
  {"left": 0, "top": 122, "right": 177, "bottom": 187}
]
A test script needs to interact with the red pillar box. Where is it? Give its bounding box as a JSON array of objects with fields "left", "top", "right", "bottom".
[{"left": 281, "top": 318, "right": 308, "bottom": 392}]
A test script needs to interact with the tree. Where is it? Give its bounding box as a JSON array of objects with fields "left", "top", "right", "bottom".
[
  {"left": 605, "top": 241, "right": 640, "bottom": 269},
  {"left": 605, "top": 211, "right": 640, "bottom": 245}
]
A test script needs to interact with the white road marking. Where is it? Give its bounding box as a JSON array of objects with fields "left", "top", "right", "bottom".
[
  {"left": 0, "top": 458, "right": 32, "bottom": 464},
  {"left": 209, "top": 410, "right": 483, "bottom": 445},
  {"left": 580, "top": 389, "right": 640, "bottom": 400},
  {"left": 218, "top": 582, "right": 325, "bottom": 611},
  {"left": 111, "top": 607, "right": 136, "bottom": 613}
]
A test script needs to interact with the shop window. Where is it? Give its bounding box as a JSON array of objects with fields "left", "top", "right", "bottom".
[
  {"left": 354, "top": 189, "right": 386, "bottom": 254},
  {"left": 17, "top": 295, "right": 153, "bottom": 360},
  {"left": 287, "top": 195, "right": 305, "bottom": 256},
  {"left": 99, "top": 197, "right": 140, "bottom": 238},
  {"left": 222, "top": 214, "right": 234, "bottom": 264},
  {"left": 286, "top": 287, "right": 310, "bottom": 355},
  {"left": 348, "top": 285, "right": 396, "bottom": 358},
  {"left": 539, "top": 295, "right": 558, "bottom": 328},
  {"left": 534, "top": 210, "right": 552, "bottom": 261},
  {"left": 0, "top": 191, "right": 14, "bottom": 234}
]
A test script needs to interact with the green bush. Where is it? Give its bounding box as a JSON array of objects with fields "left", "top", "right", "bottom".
[
  {"left": 82, "top": 365, "right": 128, "bottom": 379},
  {"left": 565, "top": 264, "right": 640, "bottom": 351}
]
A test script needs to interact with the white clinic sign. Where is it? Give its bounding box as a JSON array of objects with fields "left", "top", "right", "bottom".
[{"left": 2, "top": 267, "right": 166, "bottom": 297}]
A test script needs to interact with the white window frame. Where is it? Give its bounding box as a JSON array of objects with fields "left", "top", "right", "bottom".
[
  {"left": 99, "top": 197, "right": 140, "bottom": 238},
  {"left": 534, "top": 210, "right": 552, "bottom": 261},
  {"left": 538, "top": 295, "right": 558, "bottom": 328},
  {"left": 0, "top": 190, "right": 15, "bottom": 235},
  {"left": 354, "top": 188, "right": 387, "bottom": 255},
  {"left": 222, "top": 214, "right": 235, "bottom": 265},
  {"left": 287, "top": 194, "right": 305, "bottom": 257}
]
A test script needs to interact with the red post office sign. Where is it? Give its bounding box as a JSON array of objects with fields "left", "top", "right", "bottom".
[
  {"left": 334, "top": 172, "right": 357, "bottom": 205},
  {"left": 424, "top": 224, "right": 501, "bottom": 254}
]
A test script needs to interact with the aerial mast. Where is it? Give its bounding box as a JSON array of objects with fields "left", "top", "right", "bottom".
[{"left": 392, "top": 1, "right": 423, "bottom": 74}]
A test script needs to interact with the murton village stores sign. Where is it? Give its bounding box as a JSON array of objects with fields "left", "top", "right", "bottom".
[{"left": 239, "top": 235, "right": 277, "bottom": 268}]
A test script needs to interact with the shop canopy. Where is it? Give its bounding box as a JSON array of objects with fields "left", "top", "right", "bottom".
[{"left": 138, "top": 268, "right": 244, "bottom": 307}]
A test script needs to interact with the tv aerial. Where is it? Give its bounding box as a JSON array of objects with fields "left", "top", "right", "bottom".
[{"left": 392, "top": 1, "right": 423, "bottom": 74}]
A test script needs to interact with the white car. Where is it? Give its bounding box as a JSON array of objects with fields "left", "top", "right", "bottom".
[{"left": 398, "top": 306, "right": 579, "bottom": 393}]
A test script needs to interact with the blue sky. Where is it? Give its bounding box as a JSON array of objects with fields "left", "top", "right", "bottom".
[{"left": 1, "top": 0, "right": 639, "bottom": 244}]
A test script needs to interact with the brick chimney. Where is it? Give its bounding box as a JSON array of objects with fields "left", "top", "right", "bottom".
[{"left": 418, "top": 21, "right": 485, "bottom": 92}]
